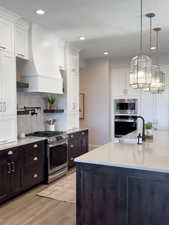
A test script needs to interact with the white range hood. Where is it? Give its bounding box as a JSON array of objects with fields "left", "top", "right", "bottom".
[{"left": 23, "top": 23, "right": 63, "bottom": 94}]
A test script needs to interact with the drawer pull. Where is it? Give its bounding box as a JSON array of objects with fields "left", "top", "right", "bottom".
[
  {"left": 11, "top": 162, "right": 15, "bottom": 173},
  {"left": 33, "top": 157, "right": 38, "bottom": 161},
  {"left": 70, "top": 144, "right": 74, "bottom": 148},
  {"left": 71, "top": 157, "right": 74, "bottom": 161},
  {"left": 8, "top": 150, "right": 13, "bottom": 155},
  {"left": 7, "top": 163, "right": 11, "bottom": 174},
  {"left": 0, "top": 46, "right": 6, "bottom": 50},
  {"left": 70, "top": 135, "right": 74, "bottom": 138},
  {"left": 33, "top": 144, "right": 38, "bottom": 148},
  {"left": 33, "top": 174, "right": 38, "bottom": 178}
]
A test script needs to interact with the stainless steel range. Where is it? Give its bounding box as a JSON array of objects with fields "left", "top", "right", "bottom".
[{"left": 31, "top": 131, "right": 68, "bottom": 183}]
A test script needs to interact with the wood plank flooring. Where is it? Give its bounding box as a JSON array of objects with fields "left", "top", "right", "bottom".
[{"left": 0, "top": 183, "right": 76, "bottom": 225}]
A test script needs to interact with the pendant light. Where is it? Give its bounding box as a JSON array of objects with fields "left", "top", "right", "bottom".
[
  {"left": 151, "top": 27, "right": 165, "bottom": 94},
  {"left": 145, "top": 27, "right": 165, "bottom": 94},
  {"left": 143, "top": 12, "right": 156, "bottom": 92},
  {"left": 129, "top": 0, "right": 152, "bottom": 89}
]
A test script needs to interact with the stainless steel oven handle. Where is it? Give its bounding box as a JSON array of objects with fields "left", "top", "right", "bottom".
[
  {"left": 115, "top": 119, "right": 135, "bottom": 123},
  {"left": 48, "top": 141, "right": 67, "bottom": 148}
]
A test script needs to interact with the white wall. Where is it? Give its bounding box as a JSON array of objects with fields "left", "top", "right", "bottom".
[
  {"left": 80, "top": 58, "right": 110, "bottom": 147},
  {"left": 110, "top": 63, "right": 169, "bottom": 138}
]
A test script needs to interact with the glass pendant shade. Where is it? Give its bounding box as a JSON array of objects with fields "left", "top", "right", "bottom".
[
  {"left": 150, "top": 65, "right": 165, "bottom": 93},
  {"left": 130, "top": 54, "right": 152, "bottom": 89},
  {"left": 143, "top": 65, "right": 165, "bottom": 93}
]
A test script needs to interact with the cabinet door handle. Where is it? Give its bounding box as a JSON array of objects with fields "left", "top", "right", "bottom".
[
  {"left": 17, "top": 53, "right": 25, "bottom": 57},
  {"left": 3, "top": 102, "right": 6, "bottom": 112},
  {"left": 70, "top": 144, "right": 74, "bottom": 148},
  {"left": 11, "top": 162, "right": 15, "bottom": 173},
  {"left": 0, "top": 46, "right": 6, "bottom": 50},
  {"left": 7, "top": 163, "right": 11, "bottom": 174},
  {"left": 70, "top": 157, "right": 74, "bottom": 161},
  {"left": 33, "top": 144, "right": 38, "bottom": 148},
  {"left": 82, "top": 132, "right": 85, "bottom": 135},
  {"left": 33, "top": 157, "right": 38, "bottom": 161},
  {"left": 8, "top": 150, "right": 13, "bottom": 155},
  {"left": 33, "top": 174, "right": 38, "bottom": 178},
  {"left": 70, "top": 135, "right": 74, "bottom": 138}
]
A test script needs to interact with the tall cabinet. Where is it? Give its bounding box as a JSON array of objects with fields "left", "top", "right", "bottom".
[
  {"left": 0, "top": 9, "right": 18, "bottom": 143},
  {"left": 65, "top": 44, "right": 80, "bottom": 130}
]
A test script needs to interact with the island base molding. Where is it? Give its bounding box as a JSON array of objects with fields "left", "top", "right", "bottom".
[{"left": 76, "top": 162, "right": 169, "bottom": 225}]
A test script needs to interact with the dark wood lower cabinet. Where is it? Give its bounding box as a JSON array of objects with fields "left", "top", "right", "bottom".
[
  {"left": 76, "top": 163, "right": 169, "bottom": 225},
  {"left": 0, "top": 140, "right": 46, "bottom": 204},
  {"left": 0, "top": 153, "right": 10, "bottom": 202},
  {"left": 68, "top": 130, "right": 88, "bottom": 169}
]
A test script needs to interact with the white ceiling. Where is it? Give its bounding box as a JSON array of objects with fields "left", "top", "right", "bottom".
[{"left": 0, "top": 0, "right": 169, "bottom": 61}]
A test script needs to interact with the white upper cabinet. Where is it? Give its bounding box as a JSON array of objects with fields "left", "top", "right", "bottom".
[
  {"left": 15, "top": 20, "right": 29, "bottom": 60},
  {"left": 15, "top": 26, "right": 29, "bottom": 59},
  {"left": 0, "top": 53, "right": 16, "bottom": 116},
  {"left": 0, "top": 17, "right": 14, "bottom": 56},
  {"left": 65, "top": 45, "right": 80, "bottom": 129}
]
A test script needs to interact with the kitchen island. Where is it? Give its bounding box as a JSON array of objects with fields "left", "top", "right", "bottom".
[{"left": 75, "top": 130, "right": 169, "bottom": 225}]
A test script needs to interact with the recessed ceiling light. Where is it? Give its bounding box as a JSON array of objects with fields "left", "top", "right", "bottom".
[
  {"left": 104, "top": 52, "right": 109, "bottom": 55},
  {"left": 36, "top": 9, "right": 46, "bottom": 15},
  {"left": 80, "top": 36, "right": 86, "bottom": 41}
]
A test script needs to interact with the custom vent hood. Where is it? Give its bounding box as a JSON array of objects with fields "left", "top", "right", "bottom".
[{"left": 23, "top": 23, "right": 63, "bottom": 94}]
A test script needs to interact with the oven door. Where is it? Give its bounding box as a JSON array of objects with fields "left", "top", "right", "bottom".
[
  {"left": 115, "top": 120, "right": 137, "bottom": 137},
  {"left": 48, "top": 142, "right": 68, "bottom": 174}
]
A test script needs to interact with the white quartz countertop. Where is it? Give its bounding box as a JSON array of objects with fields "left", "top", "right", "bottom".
[
  {"left": 0, "top": 137, "right": 47, "bottom": 151},
  {"left": 66, "top": 128, "right": 88, "bottom": 134},
  {"left": 75, "top": 130, "right": 169, "bottom": 173}
]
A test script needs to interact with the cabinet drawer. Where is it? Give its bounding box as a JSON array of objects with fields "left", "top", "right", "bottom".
[
  {"left": 1, "top": 147, "right": 19, "bottom": 159},
  {"left": 24, "top": 141, "right": 45, "bottom": 165},
  {"left": 23, "top": 165, "right": 44, "bottom": 188},
  {"left": 68, "top": 132, "right": 80, "bottom": 140}
]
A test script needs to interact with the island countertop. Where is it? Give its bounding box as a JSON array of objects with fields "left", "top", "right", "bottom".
[{"left": 75, "top": 130, "right": 169, "bottom": 173}]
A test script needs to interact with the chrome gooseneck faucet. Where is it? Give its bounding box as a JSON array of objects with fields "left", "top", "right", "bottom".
[{"left": 136, "top": 116, "right": 146, "bottom": 141}]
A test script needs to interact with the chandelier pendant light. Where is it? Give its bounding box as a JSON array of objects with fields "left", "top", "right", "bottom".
[
  {"left": 129, "top": 0, "right": 152, "bottom": 89},
  {"left": 151, "top": 27, "right": 165, "bottom": 94},
  {"left": 144, "top": 25, "right": 165, "bottom": 94}
]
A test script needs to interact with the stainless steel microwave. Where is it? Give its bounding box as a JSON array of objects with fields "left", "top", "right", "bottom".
[{"left": 115, "top": 99, "right": 138, "bottom": 115}]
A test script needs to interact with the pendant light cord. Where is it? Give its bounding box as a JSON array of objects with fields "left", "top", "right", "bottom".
[
  {"left": 154, "top": 28, "right": 160, "bottom": 66},
  {"left": 150, "top": 17, "right": 152, "bottom": 49},
  {"left": 140, "top": 0, "right": 143, "bottom": 52}
]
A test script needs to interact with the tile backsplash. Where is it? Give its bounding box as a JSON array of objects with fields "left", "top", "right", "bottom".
[{"left": 17, "top": 92, "right": 66, "bottom": 136}]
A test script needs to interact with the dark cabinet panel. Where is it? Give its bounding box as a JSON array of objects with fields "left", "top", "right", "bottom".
[
  {"left": 0, "top": 140, "right": 46, "bottom": 204},
  {"left": 80, "top": 130, "right": 88, "bottom": 154},
  {"left": 0, "top": 152, "right": 10, "bottom": 202},
  {"left": 127, "top": 176, "right": 169, "bottom": 225},
  {"left": 76, "top": 165, "right": 125, "bottom": 225},
  {"left": 68, "top": 130, "right": 88, "bottom": 169},
  {"left": 76, "top": 163, "right": 169, "bottom": 225},
  {"left": 23, "top": 165, "right": 44, "bottom": 188}
]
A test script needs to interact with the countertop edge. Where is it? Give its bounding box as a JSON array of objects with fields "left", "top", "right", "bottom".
[
  {"left": 0, "top": 137, "right": 47, "bottom": 151},
  {"left": 75, "top": 159, "right": 169, "bottom": 174},
  {"left": 66, "top": 128, "right": 88, "bottom": 134}
]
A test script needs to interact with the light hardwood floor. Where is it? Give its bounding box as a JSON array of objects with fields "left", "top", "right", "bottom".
[{"left": 0, "top": 183, "right": 76, "bottom": 225}]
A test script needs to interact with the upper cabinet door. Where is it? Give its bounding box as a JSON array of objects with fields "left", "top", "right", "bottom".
[
  {"left": 0, "top": 18, "right": 14, "bottom": 56},
  {"left": 15, "top": 26, "right": 29, "bottom": 60},
  {"left": 0, "top": 53, "right": 16, "bottom": 116}
]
